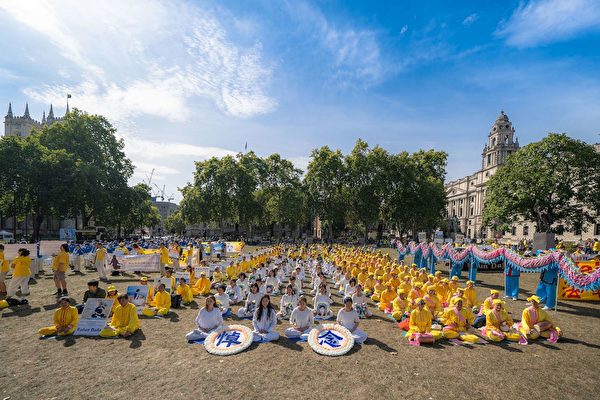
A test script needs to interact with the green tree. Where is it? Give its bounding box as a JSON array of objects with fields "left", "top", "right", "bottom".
[
  {"left": 305, "top": 146, "right": 347, "bottom": 239},
  {"left": 165, "top": 210, "right": 187, "bottom": 235},
  {"left": 483, "top": 133, "right": 600, "bottom": 233},
  {"left": 121, "top": 184, "right": 161, "bottom": 235},
  {"left": 36, "top": 109, "right": 133, "bottom": 227}
]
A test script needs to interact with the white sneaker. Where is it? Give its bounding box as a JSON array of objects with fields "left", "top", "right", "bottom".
[
  {"left": 512, "top": 297, "right": 518, "bottom": 301},
  {"left": 542, "top": 306, "right": 551, "bottom": 310}
]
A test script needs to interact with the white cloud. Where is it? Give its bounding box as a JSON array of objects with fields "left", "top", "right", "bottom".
[
  {"left": 288, "top": 156, "right": 310, "bottom": 172},
  {"left": 288, "top": 1, "right": 386, "bottom": 87},
  {"left": 462, "top": 13, "right": 479, "bottom": 26},
  {"left": 1, "top": 0, "right": 277, "bottom": 120},
  {"left": 400, "top": 25, "right": 408, "bottom": 36},
  {"left": 123, "top": 134, "right": 236, "bottom": 161},
  {"left": 497, "top": 0, "right": 600, "bottom": 47}
]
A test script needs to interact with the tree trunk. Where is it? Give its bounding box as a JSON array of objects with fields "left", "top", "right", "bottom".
[{"left": 33, "top": 214, "right": 44, "bottom": 241}]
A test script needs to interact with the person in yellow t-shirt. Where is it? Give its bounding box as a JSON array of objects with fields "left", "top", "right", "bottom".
[
  {"left": 100, "top": 294, "right": 140, "bottom": 338},
  {"left": 192, "top": 271, "right": 211, "bottom": 296},
  {"left": 176, "top": 278, "right": 194, "bottom": 305},
  {"left": 52, "top": 244, "right": 71, "bottom": 297},
  {"left": 442, "top": 298, "right": 478, "bottom": 343},
  {"left": 159, "top": 243, "right": 170, "bottom": 275},
  {"left": 0, "top": 244, "right": 9, "bottom": 295},
  {"left": 378, "top": 284, "right": 396, "bottom": 312},
  {"left": 94, "top": 243, "right": 108, "bottom": 280},
  {"left": 483, "top": 299, "right": 520, "bottom": 342},
  {"left": 406, "top": 298, "right": 443, "bottom": 345},
  {"left": 7, "top": 248, "right": 32, "bottom": 299},
  {"left": 38, "top": 296, "right": 78, "bottom": 336},
  {"left": 143, "top": 283, "right": 171, "bottom": 316},
  {"left": 518, "top": 295, "right": 562, "bottom": 343}
]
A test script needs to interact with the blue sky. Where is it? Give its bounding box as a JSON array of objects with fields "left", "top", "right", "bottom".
[{"left": 1, "top": 0, "right": 599, "bottom": 202}]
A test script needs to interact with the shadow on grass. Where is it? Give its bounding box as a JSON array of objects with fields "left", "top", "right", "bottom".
[
  {"left": 271, "top": 337, "right": 304, "bottom": 352},
  {"left": 1, "top": 305, "right": 42, "bottom": 318},
  {"left": 364, "top": 337, "right": 398, "bottom": 353},
  {"left": 128, "top": 329, "right": 146, "bottom": 349},
  {"left": 557, "top": 337, "right": 600, "bottom": 349}
]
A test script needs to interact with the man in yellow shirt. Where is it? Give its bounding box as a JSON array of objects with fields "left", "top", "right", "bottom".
[
  {"left": 143, "top": 283, "right": 171, "bottom": 316},
  {"left": 39, "top": 296, "right": 78, "bottom": 337},
  {"left": 159, "top": 243, "right": 170, "bottom": 275},
  {"left": 100, "top": 294, "right": 140, "bottom": 338}
]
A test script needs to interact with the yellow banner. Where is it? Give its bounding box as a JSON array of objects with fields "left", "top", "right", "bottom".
[{"left": 558, "top": 261, "right": 600, "bottom": 301}]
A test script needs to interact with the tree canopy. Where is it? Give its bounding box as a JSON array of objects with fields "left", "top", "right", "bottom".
[{"left": 483, "top": 133, "right": 600, "bottom": 233}]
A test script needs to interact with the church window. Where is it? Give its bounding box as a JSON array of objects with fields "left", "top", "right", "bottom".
[
  {"left": 523, "top": 226, "right": 529, "bottom": 236},
  {"left": 492, "top": 138, "right": 496, "bottom": 146}
]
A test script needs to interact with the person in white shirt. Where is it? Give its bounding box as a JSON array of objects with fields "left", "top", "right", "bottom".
[
  {"left": 214, "top": 285, "right": 230, "bottom": 315},
  {"left": 352, "top": 285, "right": 372, "bottom": 318},
  {"left": 277, "top": 284, "right": 298, "bottom": 319},
  {"left": 265, "top": 270, "right": 280, "bottom": 296},
  {"left": 289, "top": 275, "right": 303, "bottom": 295},
  {"left": 237, "top": 283, "right": 262, "bottom": 318},
  {"left": 225, "top": 279, "right": 242, "bottom": 305},
  {"left": 285, "top": 296, "right": 314, "bottom": 340},
  {"left": 337, "top": 273, "right": 349, "bottom": 295},
  {"left": 313, "top": 283, "right": 334, "bottom": 319},
  {"left": 344, "top": 277, "right": 358, "bottom": 298},
  {"left": 236, "top": 272, "right": 249, "bottom": 297},
  {"left": 185, "top": 295, "right": 224, "bottom": 341},
  {"left": 252, "top": 295, "right": 279, "bottom": 342},
  {"left": 337, "top": 297, "right": 367, "bottom": 345}
]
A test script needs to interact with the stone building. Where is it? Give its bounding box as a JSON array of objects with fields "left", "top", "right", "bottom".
[
  {"left": 444, "top": 111, "right": 600, "bottom": 242},
  {"left": 4, "top": 102, "right": 68, "bottom": 137}
]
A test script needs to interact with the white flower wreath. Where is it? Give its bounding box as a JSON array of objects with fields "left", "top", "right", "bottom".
[
  {"left": 308, "top": 323, "right": 355, "bottom": 356},
  {"left": 204, "top": 324, "right": 253, "bottom": 356}
]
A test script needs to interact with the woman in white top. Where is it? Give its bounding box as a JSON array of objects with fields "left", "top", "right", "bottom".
[
  {"left": 265, "top": 270, "right": 280, "bottom": 296},
  {"left": 313, "top": 283, "right": 334, "bottom": 319},
  {"left": 225, "top": 279, "right": 242, "bottom": 305},
  {"left": 252, "top": 295, "right": 279, "bottom": 342},
  {"left": 352, "top": 285, "right": 372, "bottom": 318},
  {"left": 289, "top": 275, "right": 302, "bottom": 296},
  {"left": 277, "top": 284, "right": 298, "bottom": 319},
  {"left": 185, "top": 295, "right": 224, "bottom": 341},
  {"left": 337, "top": 272, "right": 349, "bottom": 294},
  {"left": 285, "top": 296, "right": 314, "bottom": 340},
  {"left": 236, "top": 273, "right": 249, "bottom": 297},
  {"left": 344, "top": 277, "right": 358, "bottom": 298},
  {"left": 237, "top": 283, "right": 262, "bottom": 318},
  {"left": 214, "top": 285, "right": 230, "bottom": 315},
  {"left": 337, "top": 297, "right": 367, "bottom": 344}
]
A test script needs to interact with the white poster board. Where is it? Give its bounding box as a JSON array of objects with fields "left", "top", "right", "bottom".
[
  {"left": 116, "top": 254, "right": 160, "bottom": 272},
  {"left": 2, "top": 243, "right": 37, "bottom": 261},
  {"left": 175, "top": 271, "right": 189, "bottom": 284},
  {"left": 39, "top": 240, "right": 65, "bottom": 257},
  {"left": 127, "top": 285, "right": 149, "bottom": 313},
  {"left": 74, "top": 298, "right": 114, "bottom": 336}
]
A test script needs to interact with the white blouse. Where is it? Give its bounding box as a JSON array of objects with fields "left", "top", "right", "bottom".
[
  {"left": 290, "top": 307, "right": 314, "bottom": 328},
  {"left": 337, "top": 308, "right": 360, "bottom": 330},
  {"left": 195, "top": 307, "right": 223, "bottom": 331}
]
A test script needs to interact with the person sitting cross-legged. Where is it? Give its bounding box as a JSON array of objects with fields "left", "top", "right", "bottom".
[
  {"left": 38, "top": 296, "right": 78, "bottom": 337},
  {"left": 100, "top": 294, "right": 140, "bottom": 338}
]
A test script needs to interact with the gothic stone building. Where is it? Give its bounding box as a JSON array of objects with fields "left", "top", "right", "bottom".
[
  {"left": 444, "top": 111, "right": 600, "bottom": 242},
  {"left": 4, "top": 102, "right": 68, "bottom": 137}
]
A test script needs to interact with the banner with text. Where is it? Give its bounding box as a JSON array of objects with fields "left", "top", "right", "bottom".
[
  {"left": 116, "top": 254, "right": 160, "bottom": 272},
  {"left": 74, "top": 298, "right": 114, "bottom": 336},
  {"left": 558, "top": 260, "right": 600, "bottom": 301}
]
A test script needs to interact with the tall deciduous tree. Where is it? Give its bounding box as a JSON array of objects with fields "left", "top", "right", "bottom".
[{"left": 483, "top": 133, "right": 600, "bottom": 233}]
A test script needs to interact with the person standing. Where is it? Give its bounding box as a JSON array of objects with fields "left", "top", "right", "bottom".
[
  {"left": 7, "top": 248, "right": 32, "bottom": 299},
  {"left": 504, "top": 263, "right": 520, "bottom": 301},
  {"left": 52, "top": 244, "right": 70, "bottom": 297},
  {"left": 0, "top": 244, "right": 8, "bottom": 295},
  {"left": 94, "top": 243, "right": 108, "bottom": 281},
  {"left": 535, "top": 268, "right": 558, "bottom": 310}
]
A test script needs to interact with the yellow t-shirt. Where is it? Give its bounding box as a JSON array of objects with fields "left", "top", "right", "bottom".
[
  {"left": 12, "top": 256, "right": 32, "bottom": 277},
  {"left": 52, "top": 251, "right": 70, "bottom": 272},
  {"left": 96, "top": 247, "right": 107, "bottom": 261},
  {"left": 0, "top": 251, "right": 9, "bottom": 273}
]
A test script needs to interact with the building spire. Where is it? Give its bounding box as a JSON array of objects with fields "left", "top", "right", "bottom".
[
  {"left": 42, "top": 111, "right": 46, "bottom": 124},
  {"left": 6, "top": 102, "right": 13, "bottom": 118},
  {"left": 48, "top": 104, "right": 54, "bottom": 119},
  {"left": 24, "top": 103, "right": 30, "bottom": 118}
]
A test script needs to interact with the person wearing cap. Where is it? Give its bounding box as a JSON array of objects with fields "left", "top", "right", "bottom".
[
  {"left": 391, "top": 289, "right": 409, "bottom": 321},
  {"left": 406, "top": 298, "right": 444, "bottom": 346},
  {"left": 77, "top": 280, "right": 107, "bottom": 313},
  {"left": 436, "top": 279, "right": 451, "bottom": 307},
  {"left": 479, "top": 289, "right": 500, "bottom": 315},
  {"left": 192, "top": 271, "right": 211, "bottom": 296},
  {"left": 370, "top": 278, "right": 385, "bottom": 302},
  {"left": 38, "top": 296, "right": 78, "bottom": 337},
  {"left": 100, "top": 294, "right": 140, "bottom": 338},
  {"left": 398, "top": 275, "right": 412, "bottom": 296},
  {"left": 176, "top": 277, "right": 194, "bottom": 305},
  {"left": 448, "top": 276, "right": 460, "bottom": 293},
  {"left": 94, "top": 243, "right": 108, "bottom": 281},
  {"left": 441, "top": 297, "right": 479, "bottom": 343},
  {"left": 185, "top": 295, "right": 224, "bottom": 342},
  {"left": 116, "top": 242, "right": 129, "bottom": 255},
  {"left": 482, "top": 299, "right": 520, "bottom": 342},
  {"left": 106, "top": 285, "right": 120, "bottom": 314},
  {"left": 518, "top": 295, "right": 562, "bottom": 343},
  {"left": 143, "top": 283, "right": 171, "bottom": 316},
  {"left": 337, "top": 296, "right": 367, "bottom": 345},
  {"left": 408, "top": 282, "right": 425, "bottom": 307},
  {"left": 139, "top": 277, "right": 154, "bottom": 305}
]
